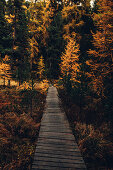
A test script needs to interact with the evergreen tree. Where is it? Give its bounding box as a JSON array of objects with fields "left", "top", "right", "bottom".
[
  {"left": 7, "top": 0, "right": 30, "bottom": 84},
  {"left": 77, "top": 12, "right": 95, "bottom": 97},
  {"left": 0, "top": 0, "right": 12, "bottom": 59},
  {"left": 28, "top": 0, "right": 45, "bottom": 81},
  {"left": 88, "top": 0, "right": 113, "bottom": 120},
  {"left": 71, "top": 0, "right": 95, "bottom": 108},
  {"left": 46, "top": 12, "right": 65, "bottom": 79}
]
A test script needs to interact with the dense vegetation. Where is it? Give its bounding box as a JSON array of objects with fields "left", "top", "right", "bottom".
[{"left": 0, "top": 0, "right": 113, "bottom": 169}]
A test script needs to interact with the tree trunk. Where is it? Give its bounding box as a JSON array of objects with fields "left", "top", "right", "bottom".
[
  {"left": 32, "top": 79, "right": 34, "bottom": 90},
  {"left": 8, "top": 79, "right": 10, "bottom": 86},
  {"left": 3, "top": 78, "right": 5, "bottom": 86}
]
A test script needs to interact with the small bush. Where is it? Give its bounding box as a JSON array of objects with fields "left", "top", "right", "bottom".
[
  {"left": 74, "top": 122, "right": 113, "bottom": 168},
  {"left": 0, "top": 84, "right": 46, "bottom": 169}
]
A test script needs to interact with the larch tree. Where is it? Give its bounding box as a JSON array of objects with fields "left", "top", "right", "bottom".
[
  {"left": 38, "top": 56, "right": 45, "bottom": 80},
  {"left": 0, "top": 56, "right": 12, "bottom": 86},
  {"left": 60, "top": 0, "right": 96, "bottom": 112},
  {"left": 61, "top": 1, "right": 90, "bottom": 87},
  {"left": 88, "top": 0, "right": 113, "bottom": 119},
  {"left": 61, "top": 2, "right": 80, "bottom": 90},
  {"left": 60, "top": 35, "right": 80, "bottom": 92}
]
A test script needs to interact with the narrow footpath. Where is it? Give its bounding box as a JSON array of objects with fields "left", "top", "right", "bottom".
[{"left": 32, "top": 86, "right": 86, "bottom": 170}]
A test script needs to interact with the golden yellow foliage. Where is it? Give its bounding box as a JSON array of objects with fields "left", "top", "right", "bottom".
[
  {"left": 0, "top": 61, "right": 11, "bottom": 79},
  {"left": 61, "top": 36, "right": 79, "bottom": 82},
  {"left": 34, "top": 80, "right": 49, "bottom": 93},
  {"left": 38, "top": 56, "right": 45, "bottom": 79},
  {"left": 88, "top": 0, "right": 113, "bottom": 96}
]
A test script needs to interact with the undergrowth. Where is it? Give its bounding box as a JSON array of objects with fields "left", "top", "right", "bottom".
[
  {"left": 58, "top": 87, "right": 113, "bottom": 170},
  {"left": 0, "top": 80, "right": 48, "bottom": 169}
]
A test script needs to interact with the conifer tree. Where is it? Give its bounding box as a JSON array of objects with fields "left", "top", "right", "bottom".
[
  {"left": 61, "top": 35, "right": 79, "bottom": 92},
  {"left": 46, "top": 11, "right": 65, "bottom": 79},
  {"left": 0, "top": 0, "right": 12, "bottom": 59},
  {"left": 88, "top": 0, "right": 113, "bottom": 119},
  {"left": 77, "top": 11, "right": 94, "bottom": 100},
  {"left": 60, "top": 0, "right": 95, "bottom": 110},
  {"left": 38, "top": 56, "right": 45, "bottom": 80},
  {"left": 28, "top": 0, "right": 45, "bottom": 81},
  {"left": 7, "top": 0, "right": 30, "bottom": 84}
]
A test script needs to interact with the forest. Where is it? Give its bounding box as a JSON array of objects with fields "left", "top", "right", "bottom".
[{"left": 0, "top": 0, "right": 113, "bottom": 169}]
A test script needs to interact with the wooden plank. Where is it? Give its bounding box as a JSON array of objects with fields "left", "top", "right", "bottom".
[
  {"left": 43, "top": 112, "right": 65, "bottom": 115},
  {"left": 40, "top": 129, "right": 72, "bottom": 134},
  {"left": 32, "top": 166, "right": 86, "bottom": 170},
  {"left": 40, "top": 123, "right": 68, "bottom": 126},
  {"left": 32, "top": 160, "right": 86, "bottom": 169},
  {"left": 39, "top": 133, "right": 75, "bottom": 141},
  {"left": 41, "top": 117, "right": 67, "bottom": 122},
  {"left": 39, "top": 130, "right": 73, "bottom": 134},
  {"left": 32, "top": 86, "right": 86, "bottom": 170},
  {"left": 33, "top": 156, "right": 85, "bottom": 164},
  {"left": 38, "top": 131, "right": 74, "bottom": 136},
  {"left": 40, "top": 125, "right": 72, "bottom": 131},
  {"left": 40, "top": 125, "right": 72, "bottom": 132},
  {"left": 36, "top": 144, "right": 80, "bottom": 152},
  {"left": 37, "top": 137, "right": 77, "bottom": 144},
  {"left": 34, "top": 151, "right": 82, "bottom": 160}
]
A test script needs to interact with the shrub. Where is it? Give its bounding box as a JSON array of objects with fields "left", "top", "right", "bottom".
[{"left": 74, "top": 122, "right": 113, "bottom": 167}]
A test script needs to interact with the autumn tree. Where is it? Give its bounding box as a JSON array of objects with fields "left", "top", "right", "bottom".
[
  {"left": 61, "top": 3, "right": 80, "bottom": 92},
  {"left": 88, "top": 0, "right": 113, "bottom": 120},
  {"left": 0, "top": 56, "right": 12, "bottom": 86},
  {"left": 61, "top": 35, "right": 79, "bottom": 93},
  {"left": 38, "top": 56, "right": 45, "bottom": 80}
]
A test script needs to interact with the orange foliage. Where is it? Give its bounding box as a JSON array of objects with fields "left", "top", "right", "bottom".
[
  {"left": 88, "top": 0, "right": 113, "bottom": 96},
  {"left": 61, "top": 36, "right": 79, "bottom": 82},
  {"left": 0, "top": 56, "right": 11, "bottom": 79},
  {"left": 0, "top": 88, "right": 45, "bottom": 169},
  {"left": 41, "top": 0, "right": 55, "bottom": 45},
  {"left": 62, "top": 4, "right": 81, "bottom": 38}
]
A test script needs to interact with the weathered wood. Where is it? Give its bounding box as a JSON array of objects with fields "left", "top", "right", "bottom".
[
  {"left": 35, "top": 149, "right": 82, "bottom": 157},
  {"left": 32, "top": 86, "right": 86, "bottom": 170},
  {"left": 34, "top": 151, "right": 82, "bottom": 159},
  {"left": 32, "top": 166, "right": 86, "bottom": 170},
  {"left": 32, "top": 160, "right": 86, "bottom": 169},
  {"left": 33, "top": 157, "right": 84, "bottom": 164},
  {"left": 36, "top": 139, "right": 79, "bottom": 147}
]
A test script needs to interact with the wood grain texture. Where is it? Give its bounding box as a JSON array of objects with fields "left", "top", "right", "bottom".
[{"left": 32, "top": 86, "right": 86, "bottom": 170}]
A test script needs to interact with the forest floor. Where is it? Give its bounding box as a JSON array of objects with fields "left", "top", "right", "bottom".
[
  {"left": 57, "top": 85, "right": 113, "bottom": 170},
  {"left": 0, "top": 80, "right": 49, "bottom": 169}
]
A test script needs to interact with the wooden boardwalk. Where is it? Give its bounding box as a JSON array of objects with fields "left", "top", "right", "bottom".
[{"left": 32, "top": 86, "right": 86, "bottom": 170}]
